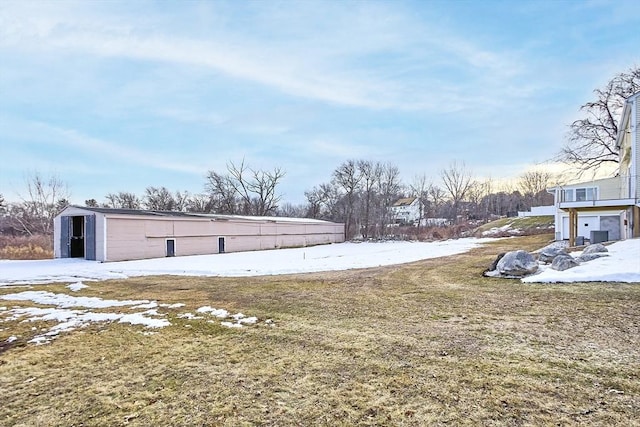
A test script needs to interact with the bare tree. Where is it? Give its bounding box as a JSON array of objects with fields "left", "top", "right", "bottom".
[
  {"left": 558, "top": 66, "right": 640, "bottom": 172},
  {"left": 0, "top": 193, "right": 5, "bottom": 214},
  {"left": 104, "top": 192, "right": 141, "bottom": 209},
  {"left": 206, "top": 160, "right": 285, "bottom": 216},
  {"left": 441, "top": 161, "right": 474, "bottom": 222},
  {"left": 185, "top": 194, "right": 214, "bottom": 213},
  {"left": 173, "top": 191, "right": 190, "bottom": 212},
  {"left": 276, "top": 203, "right": 307, "bottom": 218},
  {"left": 518, "top": 169, "right": 555, "bottom": 207},
  {"left": 357, "top": 160, "right": 382, "bottom": 238},
  {"left": 205, "top": 171, "right": 238, "bottom": 214},
  {"left": 377, "top": 163, "right": 402, "bottom": 236},
  {"left": 410, "top": 174, "right": 430, "bottom": 229},
  {"left": 332, "top": 160, "right": 362, "bottom": 238},
  {"left": 143, "top": 186, "right": 176, "bottom": 211},
  {"left": 427, "top": 184, "right": 446, "bottom": 217},
  {"left": 304, "top": 186, "right": 324, "bottom": 219},
  {"left": 318, "top": 182, "right": 342, "bottom": 222},
  {"left": 15, "top": 172, "right": 70, "bottom": 235}
]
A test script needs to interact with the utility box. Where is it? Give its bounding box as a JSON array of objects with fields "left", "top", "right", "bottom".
[
  {"left": 590, "top": 230, "right": 609, "bottom": 244},
  {"left": 575, "top": 236, "right": 585, "bottom": 246}
]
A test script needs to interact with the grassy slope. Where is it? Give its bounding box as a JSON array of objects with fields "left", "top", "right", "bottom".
[
  {"left": 474, "top": 216, "right": 555, "bottom": 237},
  {"left": 1, "top": 234, "right": 639, "bottom": 426}
]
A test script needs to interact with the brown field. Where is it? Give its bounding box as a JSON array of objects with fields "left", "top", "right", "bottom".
[
  {"left": 1, "top": 234, "right": 639, "bottom": 426},
  {"left": 0, "top": 235, "right": 53, "bottom": 260}
]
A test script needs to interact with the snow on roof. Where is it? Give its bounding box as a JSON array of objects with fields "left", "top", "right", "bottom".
[
  {"left": 392, "top": 197, "right": 416, "bottom": 207},
  {"left": 62, "top": 206, "right": 340, "bottom": 224}
]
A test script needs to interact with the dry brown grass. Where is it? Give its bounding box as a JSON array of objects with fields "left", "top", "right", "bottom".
[
  {"left": 1, "top": 234, "right": 639, "bottom": 426},
  {"left": 0, "top": 235, "right": 53, "bottom": 260}
]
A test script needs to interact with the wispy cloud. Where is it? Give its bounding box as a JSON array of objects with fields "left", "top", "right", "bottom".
[
  {"left": 0, "top": 115, "right": 206, "bottom": 175},
  {"left": 0, "top": 1, "right": 526, "bottom": 112}
]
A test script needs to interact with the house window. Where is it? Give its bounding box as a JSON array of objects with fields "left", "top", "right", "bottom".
[
  {"left": 576, "top": 187, "right": 596, "bottom": 201},
  {"left": 562, "top": 187, "right": 596, "bottom": 202},
  {"left": 562, "top": 189, "right": 574, "bottom": 202}
]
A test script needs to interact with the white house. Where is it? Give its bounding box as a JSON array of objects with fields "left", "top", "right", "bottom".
[
  {"left": 550, "top": 91, "right": 640, "bottom": 245},
  {"left": 390, "top": 197, "right": 421, "bottom": 225}
]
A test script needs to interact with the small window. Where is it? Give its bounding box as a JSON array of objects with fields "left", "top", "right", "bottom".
[
  {"left": 576, "top": 187, "right": 597, "bottom": 201},
  {"left": 166, "top": 239, "right": 176, "bottom": 257},
  {"left": 562, "top": 189, "right": 574, "bottom": 202}
]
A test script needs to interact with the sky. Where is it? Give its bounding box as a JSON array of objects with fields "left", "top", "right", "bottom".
[{"left": 1, "top": 0, "right": 639, "bottom": 205}]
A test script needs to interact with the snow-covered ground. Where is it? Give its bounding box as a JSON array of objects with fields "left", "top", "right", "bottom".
[
  {"left": 0, "top": 286, "right": 267, "bottom": 345},
  {"left": 523, "top": 238, "right": 640, "bottom": 283},
  {"left": 2, "top": 238, "right": 638, "bottom": 347},
  {"left": 0, "top": 239, "right": 499, "bottom": 286},
  {"left": 0, "top": 238, "right": 638, "bottom": 286}
]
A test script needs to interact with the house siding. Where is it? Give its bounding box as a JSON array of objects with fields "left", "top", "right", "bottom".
[
  {"left": 635, "top": 98, "right": 639, "bottom": 199},
  {"left": 558, "top": 177, "right": 620, "bottom": 200}
]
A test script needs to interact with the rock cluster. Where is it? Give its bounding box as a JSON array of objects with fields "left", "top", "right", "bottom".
[{"left": 484, "top": 242, "right": 610, "bottom": 279}]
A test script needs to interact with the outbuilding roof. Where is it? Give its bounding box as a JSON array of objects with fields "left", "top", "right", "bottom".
[
  {"left": 392, "top": 197, "right": 417, "bottom": 207},
  {"left": 63, "top": 206, "right": 337, "bottom": 224}
]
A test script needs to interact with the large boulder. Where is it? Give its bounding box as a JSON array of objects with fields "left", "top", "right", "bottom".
[
  {"left": 576, "top": 253, "right": 610, "bottom": 263},
  {"left": 582, "top": 243, "right": 608, "bottom": 255},
  {"left": 538, "top": 245, "right": 569, "bottom": 264},
  {"left": 495, "top": 250, "right": 539, "bottom": 277},
  {"left": 487, "top": 252, "right": 506, "bottom": 271},
  {"left": 551, "top": 253, "right": 579, "bottom": 271}
]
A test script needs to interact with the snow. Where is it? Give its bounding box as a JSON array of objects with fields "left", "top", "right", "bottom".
[
  {"left": 0, "top": 291, "right": 152, "bottom": 309},
  {"left": 2, "top": 238, "right": 636, "bottom": 347},
  {"left": 482, "top": 224, "right": 523, "bottom": 236},
  {"left": 221, "top": 321, "right": 244, "bottom": 328},
  {"left": 160, "top": 303, "right": 185, "bottom": 309},
  {"left": 522, "top": 239, "right": 640, "bottom": 283},
  {"left": 67, "top": 282, "right": 88, "bottom": 292},
  {"left": 197, "top": 306, "right": 230, "bottom": 318},
  {"left": 0, "top": 291, "right": 171, "bottom": 345},
  {"left": 0, "top": 239, "right": 499, "bottom": 286}
]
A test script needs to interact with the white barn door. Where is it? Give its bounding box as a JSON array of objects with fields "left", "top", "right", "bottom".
[{"left": 562, "top": 215, "right": 599, "bottom": 240}]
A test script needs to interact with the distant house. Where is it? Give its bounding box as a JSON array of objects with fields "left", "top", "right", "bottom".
[
  {"left": 549, "top": 91, "right": 640, "bottom": 244},
  {"left": 391, "top": 197, "right": 421, "bottom": 225},
  {"left": 53, "top": 206, "right": 345, "bottom": 262}
]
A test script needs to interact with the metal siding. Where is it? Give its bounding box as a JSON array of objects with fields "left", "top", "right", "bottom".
[
  {"left": 101, "top": 215, "right": 344, "bottom": 261},
  {"left": 85, "top": 214, "right": 96, "bottom": 260},
  {"left": 60, "top": 216, "right": 70, "bottom": 258},
  {"left": 635, "top": 99, "right": 639, "bottom": 199},
  {"left": 599, "top": 215, "right": 621, "bottom": 241}
]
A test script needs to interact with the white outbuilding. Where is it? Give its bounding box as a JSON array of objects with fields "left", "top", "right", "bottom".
[{"left": 54, "top": 206, "right": 345, "bottom": 262}]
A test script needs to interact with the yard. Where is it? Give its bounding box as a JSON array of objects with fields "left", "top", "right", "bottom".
[{"left": 1, "top": 234, "right": 639, "bottom": 426}]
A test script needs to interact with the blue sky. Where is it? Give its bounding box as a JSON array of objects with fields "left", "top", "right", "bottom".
[{"left": 1, "top": 0, "right": 639, "bottom": 205}]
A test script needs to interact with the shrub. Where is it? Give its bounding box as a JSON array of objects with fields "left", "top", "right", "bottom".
[{"left": 0, "top": 234, "right": 53, "bottom": 260}]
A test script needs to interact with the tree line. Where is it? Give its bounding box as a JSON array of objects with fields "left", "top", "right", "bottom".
[{"left": 0, "top": 161, "right": 555, "bottom": 240}]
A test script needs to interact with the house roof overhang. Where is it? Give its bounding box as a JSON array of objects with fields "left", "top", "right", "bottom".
[
  {"left": 558, "top": 198, "right": 639, "bottom": 211},
  {"left": 615, "top": 91, "right": 640, "bottom": 149}
]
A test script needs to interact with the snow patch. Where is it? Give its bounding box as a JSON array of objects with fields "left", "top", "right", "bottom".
[
  {"left": 0, "top": 239, "right": 499, "bottom": 285},
  {"left": 0, "top": 291, "right": 152, "bottom": 309},
  {"left": 221, "top": 321, "right": 244, "bottom": 329},
  {"left": 160, "top": 303, "right": 185, "bottom": 309},
  {"left": 197, "top": 306, "right": 230, "bottom": 318},
  {"left": 67, "top": 282, "right": 88, "bottom": 292},
  {"left": 523, "top": 239, "right": 640, "bottom": 283},
  {"left": 0, "top": 292, "right": 173, "bottom": 345}
]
